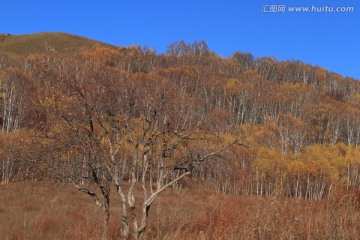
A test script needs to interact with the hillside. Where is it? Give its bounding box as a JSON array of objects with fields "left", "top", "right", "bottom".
[
  {"left": 1, "top": 32, "right": 360, "bottom": 239},
  {"left": 0, "top": 32, "right": 116, "bottom": 56},
  {"left": 1, "top": 33, "right": 360, "bottom": 193}
]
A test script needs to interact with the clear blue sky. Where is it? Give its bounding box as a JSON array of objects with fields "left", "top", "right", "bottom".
[{"left": 1, "top": 0, "right": 359, "bottom": 79}]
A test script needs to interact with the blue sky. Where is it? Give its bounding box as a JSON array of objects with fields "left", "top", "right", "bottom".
[{"left": 1, "top": 0, "right": 359, "bottom": 79}]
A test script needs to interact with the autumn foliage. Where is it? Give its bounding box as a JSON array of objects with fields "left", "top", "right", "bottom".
[{"left": 1, "top": 33, "right": 360, "bottom": 238}]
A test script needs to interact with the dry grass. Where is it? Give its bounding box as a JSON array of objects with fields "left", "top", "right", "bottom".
[
  {"left": 0, "top": 182, "right": 103, "bottom": 240},
  {"left": 0, "top": 32, "right": 115, "bottom": 56},
  {"left": 0, "top": 182, "right": 360, "bottom": 239}
]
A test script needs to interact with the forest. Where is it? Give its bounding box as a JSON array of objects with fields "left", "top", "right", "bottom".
[{"left": 1, "top": 32, "right": 360, "bottom": 239}]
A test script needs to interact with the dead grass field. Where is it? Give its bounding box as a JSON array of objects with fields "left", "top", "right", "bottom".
[
  {"left": 0, "top": 32, "right": 115, "bottom": 56},
  {"left": 0, "top": 182, "right": 360, "bottom": 240}
]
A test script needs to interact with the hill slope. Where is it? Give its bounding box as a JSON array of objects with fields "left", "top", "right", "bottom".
[{"left": 0, "top": 32, "right": 116, "bottom": 56}]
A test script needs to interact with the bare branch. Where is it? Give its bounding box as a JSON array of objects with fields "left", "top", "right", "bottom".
[
  {"left": 73, "top": 183, "right": 104, "bottom": 209},
  {"left": 144, "top": 171, "right": 191, "bottom": 208}
]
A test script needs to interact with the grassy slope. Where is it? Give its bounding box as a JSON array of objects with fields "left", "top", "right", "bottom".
[{"left": 0, "top": 32, "right": 116, "bottom": 56}]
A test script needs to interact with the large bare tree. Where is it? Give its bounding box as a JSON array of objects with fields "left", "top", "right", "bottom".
[{"left": 40, "top": 59, "right": 234, "bottom": 239}]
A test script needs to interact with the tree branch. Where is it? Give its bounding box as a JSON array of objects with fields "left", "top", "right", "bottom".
[
  {"left": 73, "top": 183, "right": 104, "bottom": 209},
  {"left": 144, "top": 171, "right": 191, "bottom": 208}
]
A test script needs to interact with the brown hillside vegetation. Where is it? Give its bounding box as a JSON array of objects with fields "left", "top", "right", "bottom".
[
  {"left": 1, "top": 33, "right": 360, "bottom": 239},
  {"left": 0, "top": 32, "right": 116, "bottom": 56}
]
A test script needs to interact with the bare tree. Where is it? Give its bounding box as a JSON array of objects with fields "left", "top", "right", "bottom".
[{"left": 39, "top": 59, "right": 235, "bottom": 239}]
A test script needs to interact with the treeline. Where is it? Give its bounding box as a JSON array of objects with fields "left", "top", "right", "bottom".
[{"left": 1, "top": 39, "right": 360, "bottom": 200}]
